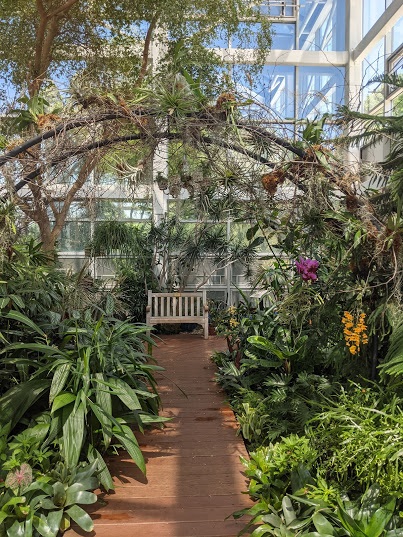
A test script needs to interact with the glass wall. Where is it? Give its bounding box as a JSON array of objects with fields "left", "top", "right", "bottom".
[
  {"left": 298, "top": 66, "right": 345, "bottom": 118},
  {"left": 232, "top": 22, "right": 296, "bottom": 49},
  {"left": 298, "top": 0, "right": 345, "bottom": 51},
  {"left": 363, "top": 0, "right": 386, "bottom": 36},
  {"left": 210, "top": 1, "right": 346, "bottom": 52},
  {"left": 57, "top": 199, "right": 152, "bottom": 254},
  {"left": 234, "top": 64, "right": 296, "bottom": 120},
  {"left": 362, "top": 39, "right": 385, "bottom": 112}
]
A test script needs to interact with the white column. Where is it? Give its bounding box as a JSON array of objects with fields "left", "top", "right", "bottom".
[{"left": 346, "top": 0, "right": 363, "bottom": 167}]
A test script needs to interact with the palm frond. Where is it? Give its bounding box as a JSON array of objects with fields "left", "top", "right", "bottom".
[{"left": 379, "top": 321, "right": 403, "bottom": 378}]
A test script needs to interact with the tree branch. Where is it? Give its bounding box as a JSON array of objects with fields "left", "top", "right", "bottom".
[
  {"left": 12, "top": 131, "right": 276, "bottom": 194},
  {"left": 0, "top": 112, "right": 128, "bottom": 166},
  {"left": 135, "top": 13, "right": 160, "bottom": 87},
  {"left": 32, "top": 1, "right": 49, "bottom": 93},
  {"left": 48, "top": 0, "right": 80, "bottom": 18}
]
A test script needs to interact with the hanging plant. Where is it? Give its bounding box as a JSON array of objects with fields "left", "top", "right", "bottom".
[{"left": 155, "top": 172, "right": 168, "bottom": 191}]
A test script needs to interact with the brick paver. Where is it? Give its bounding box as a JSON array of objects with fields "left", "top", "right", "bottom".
[{"left": 68, "top": 334, "right": 252, "bottom": 537}]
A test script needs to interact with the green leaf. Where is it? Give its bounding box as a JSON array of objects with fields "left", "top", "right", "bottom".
[
  {"left": 52, "top": 481, "right": 67, "bottom": 507},
  {"left": 261, "top": 513, "right": 282, "bottom": 527},
  {"left": 249, "top": 525, "right": 274, "bottom": 537},
  {"left": 87, "top": 445, "right": 114, "bottom": 492},
  {"left": 4, "top": 310, "right": 45, "bottom": 337},
  {"left": 51, "top": 392, "right": 76, "bottom": 413},
  {"left": 0, "top": 297, "right": 10, "bottom": 309},
  {"left": 65, "top": 505, "right": 94, "bottom": 532},
  {"left": 49, "top": 363, "right": 71, "bottom": 403},
  {"left": 337, "top": 503, "right": 367, "bottom": 537},
  {"left": 1, "top": 343, "right": 57, "bottom": 355},
  {"left": 46, "top": 510, "right": 63, "bottom": 535},
  {"left": 246, "top": 224, "right": 259, "bottom": 241},
  {"left": 0, "top": 379, "right": 51, "bottom": 428},
  {"left": 65, "top": 490, "right": 97, "bottom": 507},
  {"left": 365, "top": 499, "right": 395, "bottom": 537},
  {"left": 312, "top": 512, "right": 336, "bottom": 535},
  {"left": 6, "top": 520, "right": 26, "bottom": 537},
  {"left": 107, "top": 377, "right": 141, "bottom": 410},
  {"left": 247, "top": 336, "right": 286, "bottom": 360},
  {"left": 61, "top": 401, "right": 85, "bottom": 469},
  {"left": 282, "top": 496, "right": 296, "bottom": 526},
  {"left": 8, "top": 295, "right": 25, "bottom": 309},
  {"left": 303, "top": 533, "right": 336, "bottom": 537},
  {"left": 32, "top": 514, "right": 54, "bottom": 537},
  {"left": 112, "top": 423, "right": 145, "bottom": 474},
  {"left": 94, "top": 373, "right": 112, "bottom": 448}
]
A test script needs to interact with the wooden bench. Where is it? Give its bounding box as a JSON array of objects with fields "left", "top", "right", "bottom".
[{"left": 146, "top": 291, "right": 209, "bottom": 339}]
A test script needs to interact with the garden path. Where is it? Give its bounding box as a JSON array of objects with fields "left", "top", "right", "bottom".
[{"left": 68, "top": 334, "right": 252, "bottom": 537}]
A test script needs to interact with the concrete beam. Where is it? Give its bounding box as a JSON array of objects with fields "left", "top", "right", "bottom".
[{"left": 215, "top": 48, "right": 348, "bottom": 66}]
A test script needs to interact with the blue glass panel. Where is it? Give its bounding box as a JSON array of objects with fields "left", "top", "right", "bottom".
[
  {"left": 232, "top": 23, "right": 261, "bottom": 48},
  {"left": 205, "top": 26, "right": 229, "bottom": 48},
  {"left": 363, "top": 0, "right": 386, "bottom": 36},
  {"left": 392, "top": 17, "right": 403, "bottom": 53},
  {"left": 271, "top": 23, "right": 295, "bottom": 49},
  {"left": 232, "top": 22, "right": 294, "bottom": 49},
  {"left": 298, "top": 66, "right": 345, "bottom": 118},
  {"left": 234, "top": 65, "right": 295, "bottom": 120},
  {"left": 299, "top": 0, "right": 345, "bottom": 51}
]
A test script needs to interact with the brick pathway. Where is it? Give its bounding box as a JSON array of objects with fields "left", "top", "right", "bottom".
[{"left": 69, "top": 334, "right": 252, "bottom": 537}]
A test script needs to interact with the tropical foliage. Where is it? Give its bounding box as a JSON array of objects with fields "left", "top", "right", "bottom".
[
  {"left": 0, "top": 224, "right": 165, "bottom": 535},
  {"left": 209, "top": 79, "right": 403, "bottom": 536}
]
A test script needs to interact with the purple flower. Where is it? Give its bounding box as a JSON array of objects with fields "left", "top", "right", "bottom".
[{"left": 295, "top": 257, "right": 319, "bottom": 282}]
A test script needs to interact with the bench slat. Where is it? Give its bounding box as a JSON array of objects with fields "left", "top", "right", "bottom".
[{"left": 147, "top": 290, "right": 208, "bottom": 339}]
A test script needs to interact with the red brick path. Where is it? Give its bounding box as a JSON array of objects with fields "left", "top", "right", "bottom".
[{"left": 68, "top": 334, "right": 252, "bottom": 536}]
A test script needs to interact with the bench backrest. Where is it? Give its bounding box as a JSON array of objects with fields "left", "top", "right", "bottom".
[{"left": 146, "top": 290, "right": 209, "bottom": 339}]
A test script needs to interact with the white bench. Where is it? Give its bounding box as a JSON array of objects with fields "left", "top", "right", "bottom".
[{"left": 146, "top": 291, "right": 209, "bottom": 339}]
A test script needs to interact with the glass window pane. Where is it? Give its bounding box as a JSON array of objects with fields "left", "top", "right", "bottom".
[
  {"left": 392, "top": 94, "right": 403, "bottom": 115},
  {"left": 363, "top": 0, "right": 386, "bottom": 36},
  {"left": 232, "top": 23, "right": 261, "bottom": 49},
  {"left": 59, "top": 257, "right": 88, "bottom": 273},
  {"left": 206, "top": 26, "right": 229, "bottom": 48},
  {"left": 392, "top": 17, "right": 403, "bottom": 53},
  {"left": 95, "top": 199, "right": 152, "bottom": 220},
  {"left": 271, "top": 23, "right": 295, "bottom": 49},
  {"left": 234, "top": 65, "right": 295, "bottom": 120},
  {"left": 362, "top": 39, "right": 385, "bottom": 112},
  {"left": 298, "top": 66, "right": 345, "bottom": 118},
  {"left": 122, "top": 201, "right": 152, "bottom": 220},
  {"left": 58, "top": 222, "right": 91, "bottom": 252},
  {"left": 67, "top": 202, "right": 90, "bottom": 220},
  {"left": 299, "top": 0, "right": 345, "bottom": 51}
]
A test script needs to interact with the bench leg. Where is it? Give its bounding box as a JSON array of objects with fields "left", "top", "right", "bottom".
[{"left": 146, "top": 329, "right": 153, "bottom": 356}]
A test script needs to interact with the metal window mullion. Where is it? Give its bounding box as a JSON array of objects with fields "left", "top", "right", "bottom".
[{"left": 295, "top": 64, "right": 299, "bottom": 125}]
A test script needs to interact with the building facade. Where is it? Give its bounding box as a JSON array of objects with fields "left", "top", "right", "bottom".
[{"left": 57, "top": 0, "right": 403, "bottom": 304}]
